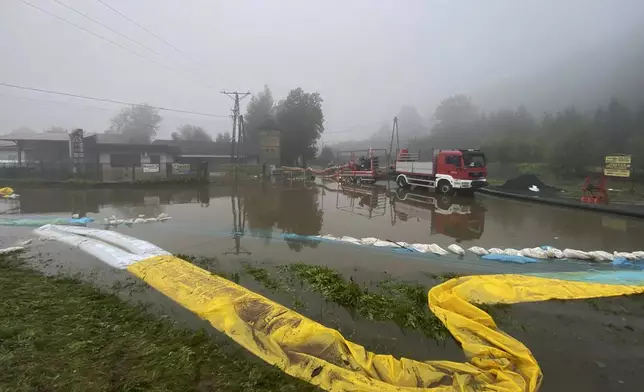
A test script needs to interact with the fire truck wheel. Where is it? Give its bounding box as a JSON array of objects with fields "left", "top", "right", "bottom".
[
  {"left": 438, "top": 180, "right": 453, "bottom": 194},
  {"left": 396, "top": 175, "right": 409, "bottom": 188}
]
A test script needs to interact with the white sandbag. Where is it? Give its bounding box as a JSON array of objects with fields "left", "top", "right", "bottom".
[
  {"left": 468, "top": 246, "right": 489, "bottom": 256},
  {"left": 134, "top": 218, "right": 146, "bottom": 224},
  {"left": 447, "top": 244, "right": 465, "bottom": 255},
  {"left": 588, "top": 250, "right": 614, "bottom": 262},
  {"left": 428, "top": 244, "right": 448, "bottom": 255},
  {"left": 47, "top": 225, "right": 170, "bottom": 258},
  {"left": 520, "top": 247, "right": 549, "bottom": 259},
  {"left": 360, "top": 237, "right": 378, "bottom": 245},
  {"left": 340, "top": 236, "right": 362, "bottom": 245},
  {"left": 411, "top": 243, "right": 430, "bottom": 253},
  {"left": 0, "top": 246, "right": 24, "bottom": 255},
  {"left": 488, "top": 248, "right": 504, "bottom": 255},
  {"left": 563, "top": 249, "right": 592, "bottom": 260},
  {"left": 16, "top": 239, "right": 33, "bottom": 247},
  {"left": 321, "top": 234, "right": 337, "bottom": 240},
  {"left": 631, "top": 251, "right": 644, "bottom": 259},
  {"left": 614, "top": 251, "right": 638, "bottom": 260},
  {"left": 503, "top": 248, "right": 521, "bottom": 256},
  {"left": 373, "top": 240, "right": 396, "bottom": 247},
  {"left": 543, "top": 247, "right": 564, "bottom": 259}
]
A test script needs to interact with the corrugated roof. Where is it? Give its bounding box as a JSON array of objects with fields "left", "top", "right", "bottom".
[
  {"left": 0, "top": 133, "right": 70, "bottom": 141},
  {"left": 95, "top": 133, "right": 140, "bottom": 144}
]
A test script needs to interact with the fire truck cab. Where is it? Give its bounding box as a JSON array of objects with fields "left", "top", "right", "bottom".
[{"left": 395, "top": 148, "right": 488, "bottom": 194}]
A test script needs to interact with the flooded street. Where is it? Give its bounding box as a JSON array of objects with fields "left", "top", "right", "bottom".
[
  {"left": 2, "top": 181, "right": 644, "bottom": 391},
  {"left": 3, "top": 181, "right": 644, "bottom": 268}
]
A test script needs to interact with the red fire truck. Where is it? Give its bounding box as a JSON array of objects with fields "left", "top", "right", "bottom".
[{"left": 394, "top": 148, "right": 488, "bottom": 194}]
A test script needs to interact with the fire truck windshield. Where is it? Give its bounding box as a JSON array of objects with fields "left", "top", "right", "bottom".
[{"left": 463, "top": 153, "right": 486, "bottom": 168}]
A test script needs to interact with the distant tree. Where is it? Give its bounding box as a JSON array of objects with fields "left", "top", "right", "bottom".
[
  {"left": 433, "top": 95, "right": 479, "bottom": 126},
  {"left": 215, "top": 132, "right": 232, "bottom": 143},
  {"left": 276, "top": 88, "right": 325, "bottom": 166},
  {"left": 603, "top": 98, "right": 633, "bottom": 153},
  {"left": 244, "top": 85, "right": 274, "bottom": 144},
  {"left": 109, "top": 104, "right": 162, "bottom": 143},
  {"left": 429, "top": 95, "right": 481, "bottom": 147},
  {"left": 171, "top": 124, "right": 212, "bottom": 141},
  {"left": 45, "top": 126, "right": 67, "bottom": 133},
  {"left": 545, "top": 107, "right": 598, "bottom": 174},
  {"left": 397, "top": 105, "right": 427, "bottom": 137},
  {"left": 318, "top": 146, "right": 335, "bottom": 164}
]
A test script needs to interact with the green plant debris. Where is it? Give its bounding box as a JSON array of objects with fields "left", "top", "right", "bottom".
[
  {"left": 280, "top": 264, "right": 451, "bottom": 341},
  {"left": 242, "top": 263, "right": 289, "bottom": 292},
  {"left": 0, "top": 254, "right": 319, "bottom": 392},
  {"left": 423, "top": 272, "right": 462, "bottom": 282}
]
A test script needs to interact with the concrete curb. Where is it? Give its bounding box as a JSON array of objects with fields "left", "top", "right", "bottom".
[{"left": 477, "top": 187, "right": 644, "bottom": 219}]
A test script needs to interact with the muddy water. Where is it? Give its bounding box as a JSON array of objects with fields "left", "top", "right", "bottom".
[
  {"left": 3, "top": 181, "right": 644, "bottom": 270},
  {"left": 2, "top": 181, "right": 644, "bottom": 390}
]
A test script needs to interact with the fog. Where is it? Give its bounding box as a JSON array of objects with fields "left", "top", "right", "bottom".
[{"left": 2, "top": 0, "right": 643, "bottom": 143}]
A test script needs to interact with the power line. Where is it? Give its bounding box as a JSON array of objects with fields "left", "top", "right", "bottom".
[
  {"left": 15, "top": 0, "right": 173, "bottom": 73},
  {"left": 0, "top": 82, "right": 230, "bottom": 118},
  {"left": 51, "top": 0, "right": 173, "bottom": 64},
  {"left": 95, "top": 0, "right": 214, "bottom": 72},
  {"left": 0, "top": 93, "right": 120, "bottom": 113}
]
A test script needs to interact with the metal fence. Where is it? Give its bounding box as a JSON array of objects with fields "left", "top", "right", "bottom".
[{"left": 0, "top": 162, "right": 99, "bottom": 181}]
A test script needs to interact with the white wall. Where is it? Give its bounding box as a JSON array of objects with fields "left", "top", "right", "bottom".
[{"left": 0, "top": 148, "right": 19, "bottom": 162}]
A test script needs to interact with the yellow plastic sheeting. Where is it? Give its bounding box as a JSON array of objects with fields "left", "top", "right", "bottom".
[
  {"left": 0, "top": 187, "right": 14, "bottom": 196},
  {"left": 127, "top": 256, "right": 644, "bottom": 392}
]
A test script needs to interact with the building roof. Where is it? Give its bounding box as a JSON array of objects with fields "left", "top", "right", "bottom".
[{"left": 0, "top": 132, "right": 70, "bottom": 142}]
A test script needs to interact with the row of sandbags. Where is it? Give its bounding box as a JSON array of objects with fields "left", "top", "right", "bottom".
[
  {"left": 103, "top": 213, "right": 172, "bottom": 227},
  {"left": 314, "top": 234, "right": 644, "bottom": 262}
]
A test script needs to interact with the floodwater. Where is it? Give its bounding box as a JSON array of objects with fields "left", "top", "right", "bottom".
[
  {"left": 2, "top": 180, "right": 644, "bottom": 278},
  {"left": 2, "top": 180, "right": 644, "bottom": 391}
]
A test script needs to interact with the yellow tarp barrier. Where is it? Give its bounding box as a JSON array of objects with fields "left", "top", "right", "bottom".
[
  {"left": 127, "top": 255, "right": 644, "bottom": 391},
  {"left": 0, "top": 187, "right": 14, "bottom": 196}
]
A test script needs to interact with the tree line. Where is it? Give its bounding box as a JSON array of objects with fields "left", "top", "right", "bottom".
[
  {"left": 410, "top": 95, "right": 644, "bottom": 176},
  {"left": 99, "top": 85, "right": 324, "bottom": 166}
]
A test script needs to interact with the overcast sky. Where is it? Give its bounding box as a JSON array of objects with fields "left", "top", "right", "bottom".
[{"left": 2, "top": 0, "right": 643, "bottom": 142}]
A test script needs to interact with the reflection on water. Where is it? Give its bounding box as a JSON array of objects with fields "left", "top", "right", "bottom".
[
  {"left": 391, "top": 189, "right": 486, "bottom": 242},
  {"left": 5, "top": 180, "right": 644, "bottom": 252}
]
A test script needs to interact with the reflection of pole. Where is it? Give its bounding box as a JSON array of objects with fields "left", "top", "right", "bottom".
[{"left": 224, "top": 185, "right": 251, "bottom": 255}]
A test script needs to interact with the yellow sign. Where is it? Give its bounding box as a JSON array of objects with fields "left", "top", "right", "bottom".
[{"left": 604, "top": 154, "right": 631, "bottom": 177}]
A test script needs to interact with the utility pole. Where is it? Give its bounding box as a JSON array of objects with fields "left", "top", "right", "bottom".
[
  {"left": 389, "top": 116, "right": 400, "bottom": 159},
  {"left": 221, "top": 91, "right": 251, "bottom": 163}
]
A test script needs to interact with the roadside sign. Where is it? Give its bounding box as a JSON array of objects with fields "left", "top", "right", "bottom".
[
  {"left": 604, "top": 154, "right": 631, "bottom": 178},
  {"left": 142, "top": 164, "right": 159, "bottom": 173},
  {"left": 172, "top": 163, "right": 191, "bottom": 175}
]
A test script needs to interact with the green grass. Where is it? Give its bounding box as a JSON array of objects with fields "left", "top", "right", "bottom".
[
  {"left": 277, "top": 264, "right": 451, "bottom": 340},
  {"left": 0, "top": 254, "right": 318, "bottom": 392}
]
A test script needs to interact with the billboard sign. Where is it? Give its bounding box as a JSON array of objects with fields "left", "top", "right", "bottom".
[
  {"left": 142, "top": 164, "right": 160, "bottom": 173},
  {"left": 69, "top": 129, "right": 84, "bottom": 174},
  {"left": 172, "top": 163, "right": 191, "bottom": 175},
  {"left": 604, "top": 154, "right": 631, "bottom": 178}
]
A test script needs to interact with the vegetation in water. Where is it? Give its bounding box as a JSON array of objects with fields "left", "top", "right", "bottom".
[
  {"left": 274, "top": 263, "right": 451, "bottom": 340},
  {"left": 0, "top": 254, "right": 319, "bottom": 392}
]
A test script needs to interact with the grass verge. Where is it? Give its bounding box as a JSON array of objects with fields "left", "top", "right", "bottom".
[{"left": 0, "top": 254, "right": 319, "bottom": 392}]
